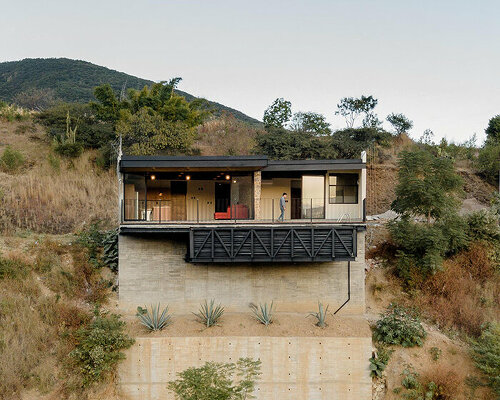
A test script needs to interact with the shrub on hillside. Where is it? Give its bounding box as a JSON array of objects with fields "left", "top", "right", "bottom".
[
  {"left": 374, "top": 304, "right": 426, "bottom": 347},
  {"left": 471, "top": 323, "right": 500, "bottom": 396},
  {"left": 69, "top": 310, "right": 134, "bottom": 387},
  {"left": 54, "top": 142, "right": 83, "bottom": 158},
  {"left": 465, "top": 209, "right": 500, "bottom": 244},
  {"left": 0, "top": 146, "right": 25, "bottom": 172},
  {"left": 168, "top": 358, "right": 262, "bottom": 400}
]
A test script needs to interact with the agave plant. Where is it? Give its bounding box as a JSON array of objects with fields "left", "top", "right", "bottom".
[
  {"left": 194, "top": 299, "right": 224, "bottom": 327},
  {"left": 309, "top": 302, "right": 329, "bottom": 328},
  {"left": 250, "top": 301, "right": 275, "bottom": 326},
  {"left": 136, "top": 303, "right": 172, "bottom": 331}
]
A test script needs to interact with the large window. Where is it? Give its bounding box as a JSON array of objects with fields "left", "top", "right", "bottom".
[{"left": 329, "top": 174, "right": 358, "bottom": 204}]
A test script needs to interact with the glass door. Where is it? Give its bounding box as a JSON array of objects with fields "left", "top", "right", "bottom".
[{"left": 301, "top": 175, "right": 325, "bottom": 219}]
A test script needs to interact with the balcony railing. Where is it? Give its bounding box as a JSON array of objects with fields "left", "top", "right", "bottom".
[{"left": 121, "top": 198, "right": 360, "bottom": 224}]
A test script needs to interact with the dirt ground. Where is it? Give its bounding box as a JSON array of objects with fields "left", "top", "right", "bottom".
[{"left": 123, "top": 311, "right": 371, "bottom": 338}]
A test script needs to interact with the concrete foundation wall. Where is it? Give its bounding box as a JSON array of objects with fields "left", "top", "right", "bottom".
[
  {"left": 118, "top": 231, "right": 365, "bottom": 314},
  {"left": 118, "top": 336, "right": 372, "bottom": 400}
]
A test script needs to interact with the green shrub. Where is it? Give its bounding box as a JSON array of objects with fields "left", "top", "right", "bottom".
[
  {"left": 194, "top": 299, "right": 224, "bottom": 328},
  {"left": 250, "top": 301, "right": 274, "bottom": 326},
  {"left": 308, "top": 302, "right": 330, "bottom": 328},
  {"left": 54, "top": 142, "right": 83, "bottom": 158},
  {"left": 0, "top": 146, "right": 25, "bottom": 172},
  {"left": 429, "top": 347, "right": 442, "bottom": 362},
  {"left": 69, "top": 311, "right": 134, "bottom": 386},
  {"left": 136, "top": 304, "right": 172, "bottom": 332},
  {"left": 471, "top": 323, "right": 500, "bottom": 396},
  {"left": 102, "top": 229, "right": 118, "bottom": 272},
  {"left": 374, "top": 304, "right": 426, "bottom": 347},
  {"left": 466, "top": 210, "right": 500, "bottom": 244},
  {"left": 369, "top": 346, "right": 393, "bottom": 378},
  {"left": 0, "top": 256, "right": 30, "bottom": 280},
  {"left": 47, "top": 152, "right": 61, "bottom": 172},
  {"left": 477, "top": 144, "right": 500, "bottom": 185},
  {"left": 168, "top": 357, "right": 262, "bottom": 400}
]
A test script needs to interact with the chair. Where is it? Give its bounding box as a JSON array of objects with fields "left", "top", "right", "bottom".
[{"left": 214, "top": 204, "right": 249, "bottom": 220}]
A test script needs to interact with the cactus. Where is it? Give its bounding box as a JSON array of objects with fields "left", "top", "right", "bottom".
[
  {"left": 194, "top": 299, "right": 224, "bottom": 327},
  {"left": 136, "top": 303, "right": 172, "bottom": 331},
  {"left": 309, "top": 302, "right": 329, "bottom": 328},
  {"left": 250, "top": 301, "right": 274, "bottom": 326}
]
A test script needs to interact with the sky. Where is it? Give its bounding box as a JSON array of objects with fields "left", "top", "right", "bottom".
[{"left": 1, "top": 0, "right": 499, "bottom": 143}]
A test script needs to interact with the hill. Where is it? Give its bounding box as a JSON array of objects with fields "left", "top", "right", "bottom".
[{"left": 0, "top": 58, "right": 261, "bottom": 125}]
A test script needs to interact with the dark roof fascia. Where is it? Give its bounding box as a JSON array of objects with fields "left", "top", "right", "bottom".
[
  {"left": 119, "top": 156, "right": 365, "bottom": 172},
  {"left": 263, "top": 159, "right": 365, "bottom": 172},
  {"left": 120, "top": 155, "right": 269, "bottom": 171}
]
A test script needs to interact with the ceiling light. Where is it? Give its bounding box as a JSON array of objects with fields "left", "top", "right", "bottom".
[
  {"left": 150, "top": 175, "right": 156, "bottom": 180},
  {"left": 225, "top": 175, "right": 231, "bottom": 180},
  {"left": 186, "top": 175, "right": 191, "bottom": 180}
]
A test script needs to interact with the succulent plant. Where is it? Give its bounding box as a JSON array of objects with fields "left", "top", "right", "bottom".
[
  {"left": 136, "top": 303, "right": 172, "bottom": 331},
  {"left": 194, "top": 299, "right": 224, "bottom": 327},
  {"left": 250, "top": 301, "right": 274, "bottom": 326},
  {"left": 309, "top": 302, "right": 329, "bottom": 328}
]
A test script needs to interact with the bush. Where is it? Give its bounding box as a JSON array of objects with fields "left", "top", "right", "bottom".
[
  {"left": 0, "top": 146, "right": 25, "bottom": 172},
  {"left": 69, "top": 310, "right": 134, "bottom": 386},
  {"left": 466, "top": 210, "right": 500, "bottom": 244},
  {"left": 477, "top": 144, "right": 500, "bottom": 185},
  {"left": 374, "top": 304, "right": 426, "bottom": 347},
  {"left": 471, "top": 323, "right": 500, "bottom": 396},
  {"left": 54, "top": 142, "right": 83, "bottom": 158},
  {"left": 168, "top": 357, "right": 262, "bottom": 400},
  {"left": 0, "top": 256, "right": 30, "bottom": 280},
  {"left": 369, "top": 346, "right": 393, "bottom": 378},
  {"left": 396, "top": 364, "right": 461, "bottom": 400}
]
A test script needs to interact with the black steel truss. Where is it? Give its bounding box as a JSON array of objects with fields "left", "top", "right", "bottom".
[{"left": 188, "top": 226, "right": 357, "bottom": 263}]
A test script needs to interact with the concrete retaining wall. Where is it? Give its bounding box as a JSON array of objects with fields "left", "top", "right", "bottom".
[
  {"left": 118, "top": 336, "right": 372, "bottom": 400},
  {"left": 118, "top": 231, "right": 365, "bottom": 314}
]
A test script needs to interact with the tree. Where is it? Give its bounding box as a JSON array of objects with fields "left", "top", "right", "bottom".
[
  {"left": 335, "top": 95, "right": 378, "bottom": 128},
  {"left": 290, "top": 111, "right": 331, "bottom": 136},
  {"left": 168, "top": 358, "right": 262, "bottom": 400},
  {"left": 386, "top": 113, "right": 413, "bottom": 136},
  {"left": 477, "top": 144, "right": 500, "bottom": 185},
  {"left": 90, "top": 84, "right": 124, "bottom": 123},
  {"left": 262, "top": 98, "right": 292, "bottom": 129},
  {"left": 13, "top": 88, "right": 56, "bottom": 111},
  {"left": 329, "top": 127, "right": 391, "bottom": 159},
  {"left": 116, "top": 108, "right": 195, "bottom": 155},
  {"left": 391, "top": 149, "right": 463, "bottom": 223},
  {"left": 485, "top": 115, "right": 500, "bottom": 145}
]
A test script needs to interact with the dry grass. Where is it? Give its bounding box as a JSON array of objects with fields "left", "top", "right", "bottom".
[
  {"left": 420, "top": 364, "right": 465, "bottom": 400},
  {"left": 0, "top": 120, "right": 117, "bottom": 234},
  {"left": 419, "top": 242, "right": 499, "bottom": 337},
  {"left": 0, "top": 234, "right": 115, "bottom": 400}
]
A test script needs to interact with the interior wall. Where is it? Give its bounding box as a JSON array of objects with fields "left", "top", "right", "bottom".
[{"left": 261, "top": 178, "right": 292, "bottom": 220}]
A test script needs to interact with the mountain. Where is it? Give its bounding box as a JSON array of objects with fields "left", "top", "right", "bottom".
[{"left": 0, "top": 58, "right": 261, "bottom": 125}]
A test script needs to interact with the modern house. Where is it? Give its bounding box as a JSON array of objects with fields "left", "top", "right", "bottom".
[{"left": 117, "top": 154, "right": 371, "bottom": 400}]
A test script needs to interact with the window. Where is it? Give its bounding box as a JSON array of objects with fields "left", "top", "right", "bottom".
[{"left": 329, "top": 174, "right": 358, "bottom": 204}]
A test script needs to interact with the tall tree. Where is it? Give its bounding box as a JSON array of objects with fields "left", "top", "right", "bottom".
[
  {"left": 391, "top": 149, "right": 463, "bottom": 223},
  {"left": 386, "top": 113, "right": 413, "bottom": 136},
  {"left": 263, "top": 98, "right": 292, "bottom": 129},
  {"left": 335, "top": 95, "right": 378, "bottom": 128},
  {"left": 485, "top": 114, "right": 500, "bottom": 145},
  {"left": 290, "top": 112, "right": 331, "bottom": 136}
]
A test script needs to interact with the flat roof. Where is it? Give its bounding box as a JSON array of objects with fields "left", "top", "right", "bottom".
[{"left": 120, "top": 155, "right": 365, "bottom": 172}]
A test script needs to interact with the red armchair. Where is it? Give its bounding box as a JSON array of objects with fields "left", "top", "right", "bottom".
[{"left": 214, "top": 204, "right": 249, "bottom": 220}]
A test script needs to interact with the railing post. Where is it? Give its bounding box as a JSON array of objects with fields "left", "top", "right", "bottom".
[
  {"left": 159, "top": 200, "right": 161, "bottom": 224},
  {"left": 272, "top": 199, "right": 274, "bottom": 222},
  {"left": 310, "top": 198, "right": 313, "bottom": 223},
  {"left": 197, "top": 199, "right": 199, "bottom": 223}
]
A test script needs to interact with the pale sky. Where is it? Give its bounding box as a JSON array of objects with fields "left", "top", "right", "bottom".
[{"left": 1, "top": 0, "right": 499, "bottom": 143}]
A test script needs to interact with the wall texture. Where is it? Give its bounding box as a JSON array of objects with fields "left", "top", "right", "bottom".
[
  {"left": 118, "top": 231, "right": 365, "bottom": 314},
  {"left": 118, "top": 335, "right": 372, "bottom": 400}
]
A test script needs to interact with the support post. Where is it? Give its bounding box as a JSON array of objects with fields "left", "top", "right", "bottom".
[{"left": 253, "top": 171, "right": 262, "bottom": 220}]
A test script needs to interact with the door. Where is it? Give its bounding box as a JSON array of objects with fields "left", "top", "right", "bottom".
[
  {"left": 187, "top": 181, "right": 215, "bottom": 221},
  {"left": 290, "top": 180, "right": 302, "bottom": 219},
  {"left": 301, "top": 175, "right": 325, "bottom": 219},
  {"left": 215, "top": 182, "right": 231, "bottom": 213}
]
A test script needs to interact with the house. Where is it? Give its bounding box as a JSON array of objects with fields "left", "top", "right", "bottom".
[{"left": 117, "top": 154, "right": 371, "bottom": 399}]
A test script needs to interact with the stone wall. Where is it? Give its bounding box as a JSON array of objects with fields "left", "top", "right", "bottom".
[
  {"left": 118, "top": 231, "right": 365, "bottom": 314},
  {"left": 118, "top": 335, "right": 372, "bottom": 400}
]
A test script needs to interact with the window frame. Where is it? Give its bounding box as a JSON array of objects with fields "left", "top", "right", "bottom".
[{"left": 328, "top": 173, "right": 359, "bottom": 205}]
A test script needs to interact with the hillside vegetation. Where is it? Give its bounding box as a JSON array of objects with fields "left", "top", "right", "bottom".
[{"left": 0, "top": 58, "right": 260, "bottom": 125}]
